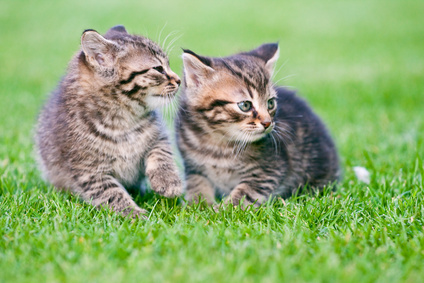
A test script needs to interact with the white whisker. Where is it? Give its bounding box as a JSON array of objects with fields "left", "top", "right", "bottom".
[
  {"left": 157, "top": 22, "right": 168, "bottom": 47},
  {"left": 270, "top": 131, "right": 279, "bottom": 154},
  {"left": 166, "top": 33, "right": 183, "bottom": 55},
  {"left": 273, "top": 74, "right": 297, "bottom": 86},
  {"left": 271, "top": 58, "right": 289, "bottom": 81},
  {"left": 163, "top": 31, "right": 179, "bottom": 52}
]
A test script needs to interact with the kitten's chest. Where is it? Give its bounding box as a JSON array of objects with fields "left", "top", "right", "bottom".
[
  {"left": 204, "top": 164, "right": 241, "bottom": 195},
  {"left": 95, "top": 127, "right": 157, "bottom": 185},
  {"left": 111, "top": 141, "right": 147, "bottom": 185}
]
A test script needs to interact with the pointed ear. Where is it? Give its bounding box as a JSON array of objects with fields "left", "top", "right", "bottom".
[
  {"left": 81, "top": 29, "right": 118, "bottom": 68},
  {"left": 104, "top": 25, "right": 128, "bottom": 37},
  {"left": 245, "top": 43, "right": 279, "bottom": 76},
  {"left": 264, "top": 45, "right": 279, "bottom": 76},
  {"left": 182, "top": 49, "right": 214, "bottom": 88}
]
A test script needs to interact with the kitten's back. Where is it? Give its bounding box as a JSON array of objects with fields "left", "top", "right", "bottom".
[{"left": 275, "top": 86, "right": 341, "bottom": 190}]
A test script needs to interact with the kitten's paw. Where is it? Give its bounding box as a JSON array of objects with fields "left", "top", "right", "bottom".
[
  {"left": 224, "top": 191, "right": 259, "bottom": 209},
  {"left": 150, "top": 172, "right": 183, "bottom": 198}
]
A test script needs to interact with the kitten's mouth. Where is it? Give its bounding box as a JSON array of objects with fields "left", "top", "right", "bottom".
[
  {"left": 241, "top": 126, "right": 274, "bottom": 142},
  {"left": 152, "top": 90, "right": 177, "bottom": 98},
  {"left": 248, "top": 125, "right": 274, "bottom": 135},
  {"left": 152, "top": 87, "right": 179, "bottom": 97},
  {"left": 236, "top": 131, "right": 267, "bottom": 142}
]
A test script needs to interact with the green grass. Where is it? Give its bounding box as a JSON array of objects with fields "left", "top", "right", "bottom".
[{"left": 1, "top": 0, "right": 423, "bottom": 282}]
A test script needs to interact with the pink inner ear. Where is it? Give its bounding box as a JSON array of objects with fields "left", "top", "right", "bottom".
[
  {"left": 95, "top": 53, "right": 105, "bottom": 65},
  {"left": 189, "top": 73, "right": 200, "bottom": 87}
]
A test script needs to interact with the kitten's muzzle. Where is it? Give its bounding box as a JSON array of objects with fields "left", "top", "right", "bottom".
[{"left": 167, "top": 70, "right": 181, "bottom": 86}]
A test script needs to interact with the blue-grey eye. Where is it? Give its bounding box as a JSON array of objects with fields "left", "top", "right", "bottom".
[
  {"left": 237, "top": 101, "right": 252, "bottom": 112},
  {"left": 267, "top": 98, "right": 276, "bottom": 110}
]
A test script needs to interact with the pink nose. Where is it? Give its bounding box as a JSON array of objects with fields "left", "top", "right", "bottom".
[
  {"left": 261, "top": 121, "right": 271, "bottom": 129},
  {"left": 173, "top": 77, "right": 181, "bottom": 86}
]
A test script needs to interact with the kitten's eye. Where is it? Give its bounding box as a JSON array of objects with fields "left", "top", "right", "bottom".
[
  {"left": 237, "top": 101, "right": 252, "bottom": 112},
  {"left": 267, "top": 98, "right": 276, "bottom": 110},
  {"left": 153, "top": 66, "right": 165, "bottom": 74}
]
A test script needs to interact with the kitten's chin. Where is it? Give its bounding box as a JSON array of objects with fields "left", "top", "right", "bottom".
[
  {"left": 145, "top": 90, "right": 178, "bottom": 109},
  {"left": 228, "top": 131, "right": 266, "bottom": 143},
  {"left": 233, "top": 127, "right": 274, "bottom": 142},
  {"left": 247, "top": 133, "right": 267, "bottom": 142}
]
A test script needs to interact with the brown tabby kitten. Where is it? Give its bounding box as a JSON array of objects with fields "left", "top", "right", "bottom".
[
  {"left": 35, "top": 25, "right": 182, "bottom": 217},
  {"left": 176, "top": 43, "right": 340, "bottom": 206}
]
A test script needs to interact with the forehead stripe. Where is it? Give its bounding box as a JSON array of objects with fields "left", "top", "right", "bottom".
[
  {"left": 247, "top": 87, "right": 254, "bottom": 99},
  {"left": 196, "top": 99, "right": 232, "bottom": 112},
  {"left": 221, "top": 60, "right": 261, "bottom": 92},
  {"left": 119, "top": 68, "right": 150, "bottom": 85}
]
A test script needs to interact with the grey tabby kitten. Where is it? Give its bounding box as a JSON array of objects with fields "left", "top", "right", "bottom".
[
  {"left": 176, "top": 43, "right": 340, "bottom": 206},
  {"left": 35, "top": 25, "right": 182, "bottom": 217}
]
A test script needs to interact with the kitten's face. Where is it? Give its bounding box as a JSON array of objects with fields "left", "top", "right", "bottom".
[
  {"left": 81, "top": 26, "right": 180, "bottom": 109},
  {"left": 117, "top": 45, "right": 181, "bottom": 109},
  {"left": 181, "top": 44, "right": 279, "bottom": 142}
]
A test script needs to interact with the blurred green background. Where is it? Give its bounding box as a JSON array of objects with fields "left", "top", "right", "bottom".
[
  {"left": 1, "top": 0, "right": 423, "bottom": 170},
  {"left": 1, "top": 0, "right": 423, "bottom": 282}
]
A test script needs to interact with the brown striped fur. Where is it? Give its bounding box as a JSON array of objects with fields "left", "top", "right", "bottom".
[
  {"left": 35, "top": 26, "right": 182, "bottom": 218},
  {"left": 176, "top": 43, "right": 340, "bottom": 207}
]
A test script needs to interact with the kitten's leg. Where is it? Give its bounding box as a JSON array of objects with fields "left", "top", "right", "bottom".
[
  {"left": 77, "top": 175, "right": 147, "bottom": 218},
  {"left": 184, "top": 174, "right": 215, "bottom": 205},
  {"left": 225, "top": 178, "right": 278, "bottom": 208},
  {"left": 145, "top": 136, "right": 183, "bottom": 198}
]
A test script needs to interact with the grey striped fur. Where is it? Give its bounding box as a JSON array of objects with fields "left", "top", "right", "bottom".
[
  {"left": 176, "top": 43, "right": 340, "bottom": 207},
  {"left": 35, "top": 26, "right": 182, "bottom": 218}
]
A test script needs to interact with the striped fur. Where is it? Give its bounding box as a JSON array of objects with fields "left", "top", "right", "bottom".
[
  {"left": 176, "top": 43, "right": 340, "bottom": 207},
  {"left": 35, "top": 26, "right": 182, "bottom": 218}
]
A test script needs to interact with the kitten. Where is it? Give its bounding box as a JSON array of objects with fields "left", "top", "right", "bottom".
[
  {"left": 176, "top": 43, "right": 340, "bottom": 206},
  {"left": 35, "top": 25, "right": 183, "bottom": 218}
]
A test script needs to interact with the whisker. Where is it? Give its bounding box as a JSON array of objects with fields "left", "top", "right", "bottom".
[
  {"left": 273, "top": 74, "right": 297, "bottom": 86},
  {"left": 157, "top": 22, "right": 168, "bottom": 47},
  {"left": 270, "top": 131, "right": 279, "bottom": 154},
  {"left": 274, "top": 122, "right": 295, "bottom": 138},
  {"left": 271, "top": 58, "right": 289, "bottom": 81},
  {"left": 232, "top": 131, "right": 245, "bottom": 157},
  {"left": 235, "top": 131, "right": 251, "bottom": 159},
  {"left": 274, "top": 125, "right": 294, "bottom": 140},
  {"left": 273, "top": 125, "right": 294, "bottom": 146},
  {"left": 163, "top": 30, "right": 179, "bottom": 52},
  {"left": 166, "top": 33, "right": 183, "bottom": 55}
]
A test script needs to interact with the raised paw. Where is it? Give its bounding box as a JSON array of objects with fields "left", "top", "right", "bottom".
[{"left": 149, "top": 170, "right": 183, "bottom": 198}]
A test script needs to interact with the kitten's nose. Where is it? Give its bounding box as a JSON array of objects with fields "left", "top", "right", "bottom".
[
  {"left": 261, "top": 121, "right": 271, "bottom": 129},
  {"left": 168, "top": 71, "right": 181, "bottom": 86}
]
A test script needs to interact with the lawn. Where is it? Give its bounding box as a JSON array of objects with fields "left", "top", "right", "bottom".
[{"left": 1, "top": 0, "right": 423, "bottom": 282}]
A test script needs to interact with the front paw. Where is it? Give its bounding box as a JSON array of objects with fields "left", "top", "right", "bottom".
[
  {"left": 224, "top": 189, "right": 260, "bottom": 209},
  {"left": 149, "top": 170, "right": 183, "bottom": 198}
]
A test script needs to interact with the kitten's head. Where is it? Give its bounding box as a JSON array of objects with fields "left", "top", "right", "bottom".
[
  {"left": 80, "top": 25, "right": 180, "bottom": 109},
  {"left": 181, "top": 43, "right": 279, "bottom": 142}
]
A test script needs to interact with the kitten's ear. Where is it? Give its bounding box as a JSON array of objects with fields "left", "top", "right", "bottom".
[
  {"left": 104, "top": 25, "right": 128, "bottom": 37},
  {"left": 81, "top": 29, "right": 118, "bottom": 68},
  {"left": 245, "top": 43, "right": 279, "bottom": 76},
  {"left": 182, "top": 49, "right": 214, "bottom": 88}
]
